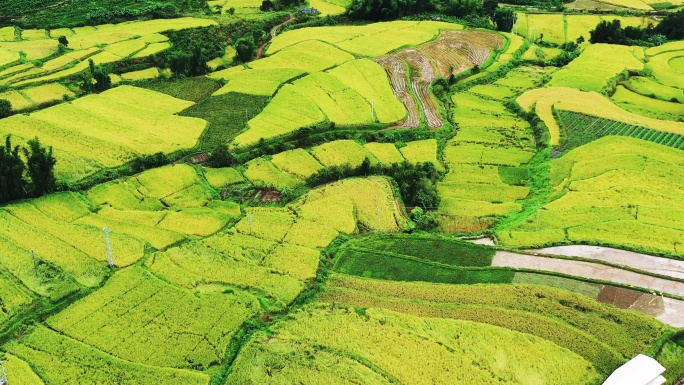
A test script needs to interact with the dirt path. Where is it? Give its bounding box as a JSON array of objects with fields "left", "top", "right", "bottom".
[
  {"left": 463, "top": 237, "right": 495, "bottom": 246},
  {"left": 530, "top": 246, "right": 684, "bottom": 280},
  {"left": 492, "top": 251, "right": 684, "bottom": 297},
  {"left": 256, "top": 14, "right": 295, "bottom": 59}
]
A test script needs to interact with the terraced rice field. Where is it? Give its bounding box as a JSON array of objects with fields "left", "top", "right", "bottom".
[
  {"left": 2, "top": 13, "right": 684, "bottom": 385},
  {"left": 0, "top": 86, "right": 206, "bottom": 182},
  {"left": 518, "top": 87, "right": 684, "bottom": 146},
  {"left": 497, "top": 136, "right": 684, "bottom": 257},
  {"left": 548, "top": 44, "right": 644, "bottom": 92},
  {"left": 437, "top": 66, "right": 543, "bottom": 232},
  {"left": 0, "top": 18, "right": 214, "bottom": 89}
]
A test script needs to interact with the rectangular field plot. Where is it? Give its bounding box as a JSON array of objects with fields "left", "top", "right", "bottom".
[
  {"left": 293, "top": 72, "right": 373, "bottom": 126},
  {"left": 0, "top": 210, "right": 106, "bottom": 287},
  {"left": 398, "top": 139, "right": 444, "bottom": 171},
  {"left": 499, "top": 136, "right": 684, "bottom": 256},
  {"left": 549, "top": 44, "right": 644, "bottom": 92},
  {"left": 148, "top": 234, "right": 316, "bottom": 306},
  {"left": 243, "top": 157, "right": 303, "bottom": 189},
  {"left": 327, "top": 59, "right": 407, "bottom": 123},
  {"left": 212, "top": 68, "right": 304, "bottom": 96},
  {"left": 311, "top": 140, "right": 379, "bottom": 168},
  {"left": 295, "top": 176, "right": 409, "bottom": 232},
  {"left": 364, "top": 142, "right": 405, "bottom": 165},
  {"left": 234, "top": 84, "right": 325, "bottom": 147},
  {"left": 47, "top": 266, "right": 259, "bottom": 370},
  {"left": 271, "top": 148, "right": 324, "bottom": 179},
  {"left": 203, "top": 167, "right": 245, "bottom": 188},
  {"left": 251, "top": 40, "right": 353, "bottom": 74}
]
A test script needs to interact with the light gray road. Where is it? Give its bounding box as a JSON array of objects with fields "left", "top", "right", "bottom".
[
  {"left": 493, "top": 251, "right": 684, "bottom": 327},
  {"left": 530, "top": 245, "right": 684, "bottom": 280},
  {"left": 493, "top": 251, "right": 684, "bottom": 297}
]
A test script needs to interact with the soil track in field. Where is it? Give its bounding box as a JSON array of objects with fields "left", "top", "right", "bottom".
[
  {"left": 394, "top": 49, "right": 443, "bottom": 128},
  {"left": 418, "top": 30, "right": 505, "bottom": 77},
  {"left": 531, "top": 245, "right": 684, "bottom": 280},
  {"left": 375, "top": 56, "right": 420, "bottom": 128},
  {"left": 376, "top": 30, "right": 503, "bottom": 129}
]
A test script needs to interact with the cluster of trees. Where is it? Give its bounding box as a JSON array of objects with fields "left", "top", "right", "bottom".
[
  {"left": 346, "top": 0, "right": 434, "bottom": 21},
  {"left": 344, "top": 0, "right": 560, "bottom": 26},
  {"left": 158, "top": 18, "right": 281, "bottom": 76},
  {"left": 590, "top": 11, "right": 684, "bottom": 46},
  {"left": 81, "top": 59, "right": 112, "bottom": 93},
  {"left": 306, "top": 159, "right": 441, "bottom": 209},
  {"left": 0, "top": 135, "right": 57, "bottom": 204},
  {"left": 0, "top": 99, "right": 11, "bottom": 119}
]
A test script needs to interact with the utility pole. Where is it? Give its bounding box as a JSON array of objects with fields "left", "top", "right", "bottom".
[
  {"left": 31, "top": 250, "right": 38, "bottom": 276},
  {"left": 0, "top": 355, "right": 8, "bottom": 385},
  {"left": 247, "top": 213, "right": 253, "bottom": 235},
  {"left": 103, "top": 227, "right": 114, "bottom": 268},
  {"left": 512, "top": 13, "right": 518, "bottom": 34},
  {"left": 371, "top": 99, "right": 375, "bottom": 122},
  {"left": 375, "top": 206, "right": 380, "bottom": 233},
  {"left": 535, "top": 205, "right": 542, "bottom": 232}
]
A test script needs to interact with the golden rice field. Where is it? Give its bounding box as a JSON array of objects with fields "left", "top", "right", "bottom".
[
  {"left": 437, "top": 66, "right": 542, "bottom": 232},
  {"left": 229, "top": 305, "right": 601, "bottom": 384},
  {"left": 0, "top": 18, "right": 213, "bottom": 89},
  {"left": 497, "top": 136, "right": 684, "bottom": 256},
  {"left": 517, "top": 87, "right": 684, "bottom": 146},
  {"left": 0, "top": 86, "right": 206, "bottom": 182},
  {"left": 548, "top": 44, "right": 644, "bottom": 92},
  {"left": 266, "top": 20, "right": 464, "bottom": 57},
  {"left": 2, "top": 13, "right": 684, "bottom": 385},
  {"left": 513, "top": 13, "right": 659, "bottom": 44}
]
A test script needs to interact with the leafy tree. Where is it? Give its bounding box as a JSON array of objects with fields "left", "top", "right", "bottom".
[
  {"left": 260, "top": 0, "right": 274, "bottom": 11},
  {"left": 442, "top": 0, "right": 482, "bottom": 17},
  {"left": 275, "top": 0, "right": 305, "bottom": 9},
  {"left": 79, "top": 70, "right": 93, "bottom": 94},
  {"left": 92, "top": 63, "right": 112, "bottom": 92},
  {"left": 57, "top": 35, "right": 69, "bottom": 47},
  {"left": 648, "top": 34, "right": 667, "bottom": 46},
  {"left": 493, "top": 8, "right": 515, "bottom": 32},
  {"left": 590, "top": 20, "right": 627, "bottom": 44},
  {"left": 0, "top": 99, "right": 11, "bottom": 119},
  {"left": 81, "top": 59, "right": 111, "bottom": 93},
  {"left": 410, "top": 207, "right": 438, "bottom": 231},
  {"left": 346, "top": 0, "right": 434, "bottom": 21},
  {"left": 653, "top": 9, "right": 684, "bottom": 40},
  {"left": 211, "top": 145, "right": 236, "bottom": 167},
  {"left": 131, "top": 152, "right": 167, "bottom": 173},
  {"left": 0, "top": 135, "right": 27, "bottom": 203},
  {"left": 235, "top": 36, "right": 256, "bottom": 63},
  {"left": 482, "top": 0, "right": 498, "bottom": 17},
  {"left": 576, "top": 35, "right": 585, "bottom": 44},
  {"left": 23, "top": 137, "right": 57, "bottom": 196}
]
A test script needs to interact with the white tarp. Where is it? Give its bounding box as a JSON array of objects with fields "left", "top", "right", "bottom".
[{"left": 603, "top": 354, "right": 666, "bottom": 385}]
